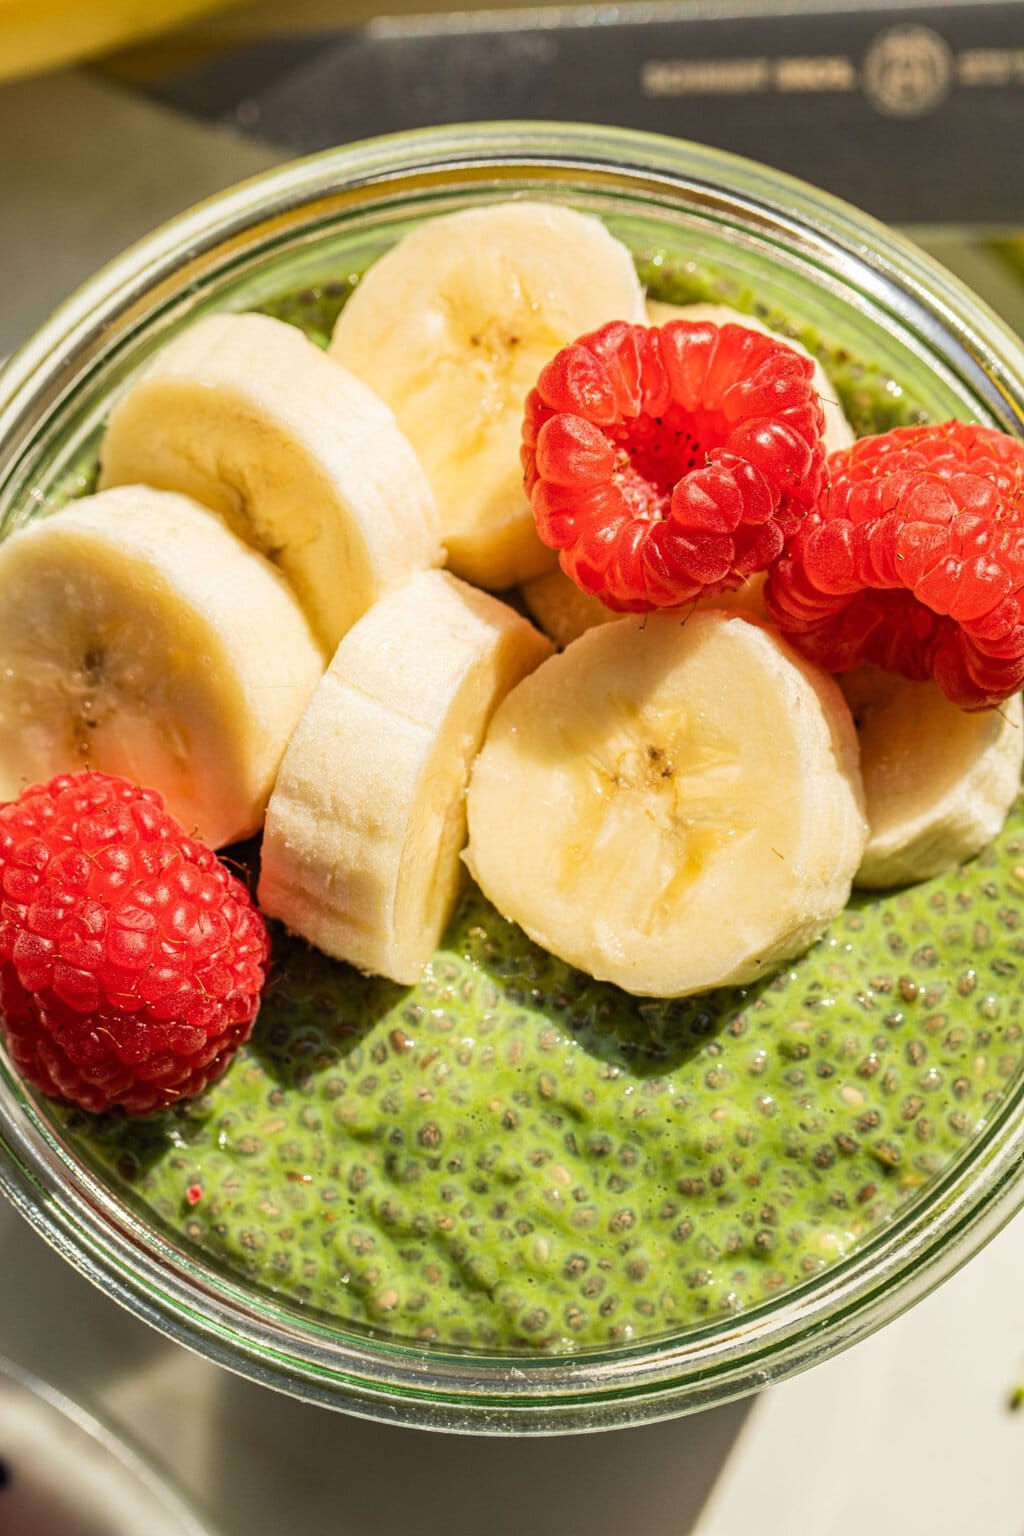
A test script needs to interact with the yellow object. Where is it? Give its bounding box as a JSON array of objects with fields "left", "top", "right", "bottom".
[{"left": 0, "top": 0, "right": 251, "bottom": 81}]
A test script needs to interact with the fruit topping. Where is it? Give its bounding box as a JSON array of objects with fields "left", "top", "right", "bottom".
[
  {"left": 646, "top": 300, "right": 855, "bottom": 456},
  {"left": 0, "top": 486, "right": 325, "bottom": 849},
  {"left": 520, "top": 562, "right": 768, "bottom": 648},
  {"left": 330, "top": 201, "right": 647, "bottom": 590},
  {"left": 465, "top": 610, "right": 866, "bottom": 997},
  {"left": 99, "top": 312, "right": 441, "bottom": 653},
  {"left": 840, "top": 666, "right": 1023, "bottom": 888},
  {"left": 522, "top": 319, "right": 828, "bottom": 612},
  {"left": 765, "top": 420, "right": 1024, "bottom": 709},
  {"left": 259, "top": 571, "right": 552, "bottom": 984},
  {"left": 0, "top": 772, "right": 268, "bottom": 1115}
]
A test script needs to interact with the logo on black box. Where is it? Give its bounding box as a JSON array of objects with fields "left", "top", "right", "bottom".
[{"left": 861, "top": 24, "right": 954, "bottom": 117}]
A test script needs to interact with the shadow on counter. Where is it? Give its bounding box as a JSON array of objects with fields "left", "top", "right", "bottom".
[{"left": 0, "top": 1201, "right": 752, "bottom": 1536}]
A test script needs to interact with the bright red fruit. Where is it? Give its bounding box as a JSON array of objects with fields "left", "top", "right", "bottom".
[
  {"left": 0, "top": 772, "right": 268, "bottom": 1115},
  {"left": 765, "top": 420, "right": 1024, "bottom": 709},
  {"left": 522, "top": 319, "right": 827, "bottom": 611}
]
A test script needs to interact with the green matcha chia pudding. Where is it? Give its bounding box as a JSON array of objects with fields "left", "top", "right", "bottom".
[
  {"left": 65, "top": 840, "right": 1024, "bottom": 1352},
  {"left": 48, "top": 262, "right": 1022, "bottom": 1355},
  {"left": 2, "top": 126, "right": 1024, "bottom": 1430}
]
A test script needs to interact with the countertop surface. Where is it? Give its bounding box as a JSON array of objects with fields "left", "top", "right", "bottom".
[
  {"left": 1, "top": 56, "right": 1023, "bottom": 1536},
  {"left": 2, "top": 1147, "right": 1023, "bottom": 1535}
]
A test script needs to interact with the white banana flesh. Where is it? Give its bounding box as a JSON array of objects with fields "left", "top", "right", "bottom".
[
  {"left": 329, "top": 200, "right": 648, "bottom": 591},
  {"left": 646, "top": 299, "right": 855, "bottom": 456},
  {"left": 520, "top": 565, "right": 767, "bottom": 648},
  {"left": 98, "top": 311, "right": 441, "bottom": 654},
  {"left": 465, "top": 611, "right": 866, "bottom": 997},
  {"left": 840, "top": 666, "right": 1023, "bottom": 888},
  {"left": 259, "top": 570, "right": 553, "bottom": 984},
  {"left": 0, "top": 487, "right": 325, "bottom": 847}
]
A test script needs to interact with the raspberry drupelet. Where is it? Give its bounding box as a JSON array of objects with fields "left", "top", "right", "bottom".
[
  {"left": 522, "top": 319, "right": 828, "bottom": 612},
  {"left": 766, "top": 421, "right": 1024, "bottom": 709},
  {"left": 0, "top": 771, "right": 268, "bottom": 1115}
]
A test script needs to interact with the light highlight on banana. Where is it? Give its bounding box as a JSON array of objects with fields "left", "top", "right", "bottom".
[
  {"left": 99, "top": 312, "right": 441, "bottom": 654},
  {"left": 646, "top": 300, "right": 855, "bottom": 456},
  {"left": 0, "top": 488, "right": 325, "bottom": 848},
  {"left": 330, "top": 201, "right": 648, "bottom": 590},
  {"left": 465, "top": 611, "right": 866, "bottom": 997},
  {"left": 259, "top": 570, "right": 553, "bottom": 985},
  {"left": 840, "top": 667, "right": 1024, "bottom": 888}
]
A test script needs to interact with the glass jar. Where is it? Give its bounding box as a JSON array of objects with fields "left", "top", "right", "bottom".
[{"left": 0, "top": 123, "right": 1022, "bottom": 1434}]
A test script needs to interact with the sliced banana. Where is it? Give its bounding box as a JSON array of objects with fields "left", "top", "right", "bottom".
[
  {"left": 329, "top": 200, "right": 648, "bottom": 591},
  {"left": 520, "top": 565, "right": 768, "bottom": 648},
  {"left": 839, "top": 666, "right": 1023, "bottom": 888},
  {"left": 519, "top": 566, "right": 618, "bottom": 648},
  {"left": 259, "top": 570, "right": 553, "bottom": 984},
  {"left": 98, "top": 311, "right": 441, "bottom": 654},
  {"left": 0, "top": 487, "right": 325, "bottom": 847},
  {"left": 647, "top": 300, "right": 855, "bottom": 456},
  {"left": 465, "top": 611, "right": 866, "bottom": 997}
]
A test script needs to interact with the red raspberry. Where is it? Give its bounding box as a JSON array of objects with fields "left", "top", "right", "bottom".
[
  {"left": 765, "top": 421, "right": 1024, "bottom": 709},
  {"left": 0, "top": 772, "right": 268, "bottom": 1116},
  {"left": 522, "top": 319, "right": 827, "bottom": 611}
]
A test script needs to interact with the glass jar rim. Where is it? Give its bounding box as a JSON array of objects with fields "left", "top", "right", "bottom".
[{"left": 1, "top": 121, "right": 1023, "bottom": 1434}]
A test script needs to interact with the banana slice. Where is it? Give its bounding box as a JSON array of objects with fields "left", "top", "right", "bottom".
[
  {"left": 0, "top": 487, "right": 325, "bottom": 847},
  {"left": 259, "top": 569, "right": 553, "bottom": 984},
  {"left": 519, "top": 566, "right": 618, "bottom": 648},
  {"left": 329, "top": 200, "right": 648, "bottom": 591},
  {"left": 465, "top": 611, "right": 866, "bottom": 997},
  {"left": 520, "top": 565, "right": 768, "bottom": 648},
  {"left": 98, "top": 312, "right": 441, "bottom": 654},
  {"left": 647, "top": 300, "right": 855, "bottom": 456},
  {"left": 839, "top": 666, "right": 1023, "bottom": 888}
]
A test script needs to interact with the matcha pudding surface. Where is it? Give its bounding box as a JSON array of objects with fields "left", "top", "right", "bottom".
[{"left": 46, "top": 258, "right": 1024, "bottom": 1358}]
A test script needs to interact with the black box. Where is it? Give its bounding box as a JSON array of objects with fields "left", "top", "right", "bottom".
[{"left": 142, "top": 0, "right": 1024, "bottom": 227}]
